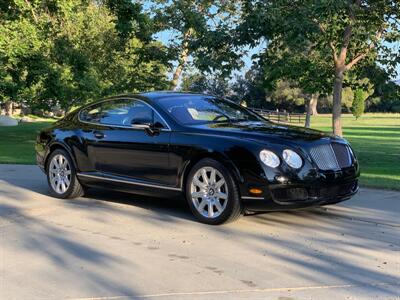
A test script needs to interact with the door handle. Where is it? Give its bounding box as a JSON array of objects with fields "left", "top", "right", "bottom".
[{"left": 93, "top": 131, "right": 105, "bottom": 139}]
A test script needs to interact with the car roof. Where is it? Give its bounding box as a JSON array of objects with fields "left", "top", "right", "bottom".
[
  {"left": 139, "top": 91, "right": 214, "bottom": 102},
  {"left": 81, "top": 91, "right": 217, "bottom": 108}
]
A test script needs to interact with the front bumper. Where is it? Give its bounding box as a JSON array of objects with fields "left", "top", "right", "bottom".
[
  {"left": 243, "top": 179, "right": 359, "bottom": 211},
  {"left": 270, "top": 179, "right": 359, "bottom": 205},
  {"left": 240, "top": 158, "right": 360, "bottom": 212}
]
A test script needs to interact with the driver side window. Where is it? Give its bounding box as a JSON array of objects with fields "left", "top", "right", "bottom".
[
  {"left": 125, "top": 100, "right": 168, "bottom": 129},
  {"left": 79, "top": 99, "right": 167, "bottom": 129},
  {"left": 128, "top": 101, "right": 153, "bottom": 125}
]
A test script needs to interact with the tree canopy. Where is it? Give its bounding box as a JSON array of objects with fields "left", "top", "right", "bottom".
[
  {"left": 0, "top": 0, "right": 399, "bottom": 133},
  {"left": 236, "top": 0, "right": 400, "bottom": 135}
]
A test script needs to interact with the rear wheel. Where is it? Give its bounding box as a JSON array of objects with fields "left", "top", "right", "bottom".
[
  {"left": 46, "top": 149, "right": 84, "bottom": 199},
  {"left": 186, "top": 158, "right": 243, "bottom": 225}
]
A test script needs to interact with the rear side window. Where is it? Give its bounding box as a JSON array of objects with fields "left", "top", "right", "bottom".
[
  {"left": 79, "top": 99, "right": 168, "bottom": 128},
  {"left": 79, "top": 99, "right": 136, "bottom": 126}
]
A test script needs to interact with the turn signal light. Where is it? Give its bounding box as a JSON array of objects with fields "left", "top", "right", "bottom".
[{"left": 249, "top": 188, "right": 263, "bottom": 195}]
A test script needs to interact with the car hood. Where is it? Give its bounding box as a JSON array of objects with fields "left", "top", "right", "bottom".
[{"left": 189, "top": 121, "right": 339, "bottom": 146}]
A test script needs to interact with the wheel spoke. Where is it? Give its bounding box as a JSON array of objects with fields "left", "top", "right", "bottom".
[
  {"left": 62, "top": 157, "right": 67, "bottom": 168},
  {"left": 215, "top": 179, "right": 225, "bottom": 189},
  {"left": 193, "top": 177, "right": 206, "bottom": 189},
  {"left": 208, "top": 203, "right": 214, "bottom": 217},
  {"left": 61, "top": 156, "right": 65, "bottom": 166},
  {"left": 191, "top": 191, "right": 204, "bottom": 199},
  {"left": 53, "top": 158, "right": 60, "bottom": 169},
  {"left": 64, "top": 176, "right": 70, "bottom": 186},
  {"left": 215, "top": 192, "right": 227, "bottom": 200},
  {"left": 56, "top": 181, "right": 62, "bottom": 193},
  {"left": 201, "top": 169, "right": 209, "bottom": 185},
  {"left": 210, "top": 169, "right": 216, "bottom": 185},
  {"left": 198, "top": 199, "right": 207, "bottom": 211},
  {"left": 50, "top": 177, "right": 58, "bottom": 191},
  {"left": 64, "top": 170, "right": 71, "bottom": 175},
  {"left": 60, "top": 181, "right": 66, "bottom": 193},
  {"left": 214, "top": 200, "right": 223, "bottom": 212},
  {"left": 57, "top": 156, "right": 62, "bottom": 167}
]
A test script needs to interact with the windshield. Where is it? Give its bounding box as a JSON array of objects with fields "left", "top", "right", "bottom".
[{"left": 158, "top": 96, "right": 263, "bottom": 125}]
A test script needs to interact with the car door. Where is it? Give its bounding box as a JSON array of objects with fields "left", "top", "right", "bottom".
[{"left": 79, "top": 98, "right": 173, "bottom": 186}]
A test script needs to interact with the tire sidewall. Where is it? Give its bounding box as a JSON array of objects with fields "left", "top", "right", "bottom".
[
  {"left": 46, "top": 149, "right": 78, "bottom": 199},
  {"left": 185, "top": 158, "right": 241, "bottom": 225}
]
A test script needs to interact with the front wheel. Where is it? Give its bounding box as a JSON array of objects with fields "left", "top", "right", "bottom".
[
  {"left": 186, "top": 158, "right": 243, "bottom": 225},
  {"left": 46, "top": 149, "right": 84, "bottom": 199}
]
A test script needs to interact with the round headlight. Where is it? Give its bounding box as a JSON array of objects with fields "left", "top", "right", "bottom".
[
  {"left": 259, "top": 150, "right": 280, "bottom": 168},
  {"left": 282, "top": 149, "right": 303, "bottom": 169}
]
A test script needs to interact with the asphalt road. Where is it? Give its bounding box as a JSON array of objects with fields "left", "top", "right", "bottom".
[{"left": 0, "top": 164, "right": 399, "bottom": 300}]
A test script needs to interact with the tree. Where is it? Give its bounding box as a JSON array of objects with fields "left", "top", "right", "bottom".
[
  {"left": 181, "top": 72, "right": 230, "bottom": 97},
  {"left": 237, "top": 0, "right": 400, "bottom": 136},
  {"left": 350, "top": 77, "right": 374, "bottom": 118},
  {"left": 103, "top": 0, "right": 154, "bottom": 42},
  {"left": 0, "top": 4, "right": 49, "bottom": 115},
  {"left": 153, "top": 0, "right": 241, "bottom": 90},
  {"left": 352, "top": 89, "right": 365, "bottom": 119},
  {"left": 0, "top": 0, "right": 170, "bottom": 113},
  {"left": 230, "top": 67, "right": 267, "bottom": 108},
  {"left": 342, "top": 87, "right": 355, "bottom": 111},
  {"left": 359, "top": 63, "right": 400, "bottom": 112}
]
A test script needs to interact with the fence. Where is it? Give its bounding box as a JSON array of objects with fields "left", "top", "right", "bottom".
[{"left": 249, "top": 108, "right": 306, "bottom": 124}]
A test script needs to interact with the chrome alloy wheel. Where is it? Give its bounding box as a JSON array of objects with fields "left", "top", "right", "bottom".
[
  {"left": 49, "top": 154, "right": 72, "bottom": 194},
  {"left": 190, "top": 167, "right": 228, "bottom": 218}
]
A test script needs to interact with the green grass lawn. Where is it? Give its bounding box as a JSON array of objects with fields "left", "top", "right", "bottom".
[
  {"left": 310, "top": 113, "right": 400, "bottom": 190},
  {"left": 0, "top": 114, "right": 399, "bottom": 190},
  {"left": 0, "top": 121, "right": 54, "bottom": 164}
]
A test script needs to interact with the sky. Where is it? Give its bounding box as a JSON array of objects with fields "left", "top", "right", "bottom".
[
  {"left": 145, "top": 0, "right": 400, "bottom": 82},
  {"left": 154, "top": 29, "right": 400, "bottom": 83}
]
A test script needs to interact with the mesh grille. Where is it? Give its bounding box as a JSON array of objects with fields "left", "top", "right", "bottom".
[
  {"left": 331, "top": 143, "right": 352, "bottom": 168},
  {"left": 310, "top": 143, "right": 352, "bottom": 171},
  {"left": 310, "top": 144, "right": 339, "bottom": 170}
]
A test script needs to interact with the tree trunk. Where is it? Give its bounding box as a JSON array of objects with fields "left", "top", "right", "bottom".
[
  {"left": 305, "top": 99, "right": 311, "bottom": 128},
  {"left": 170, "top": 46, "right": 189, "bottom": 90},
  {"left": 5, "top": 101, "right": 13, "bottom": 116},
  {"left": 332, "top": 70, "right": 344, "bottom": 136},
  {"left": 304, "top": 93, "right": 318, "bottom": 128},
  {"left": 170, "top": 29, "right": 192, "bottom": 90},
  {"left": 310, "top": 94, "right": 318, "bottom": 115}
]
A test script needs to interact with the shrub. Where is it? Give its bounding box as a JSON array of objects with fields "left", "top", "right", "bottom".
[{"left": 352, "top": 89, "right": 365, "bottom": 119}]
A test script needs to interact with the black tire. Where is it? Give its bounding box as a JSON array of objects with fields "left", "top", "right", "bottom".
[
  {"left": 185, "top": 158, "right": 243, "bottom": 225},
  {"left": 46, "top": 149, "right": 84, "bottom": 199}
]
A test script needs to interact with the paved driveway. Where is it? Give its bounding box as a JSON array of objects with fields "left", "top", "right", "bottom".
[{"left": 0, "top": 164, "right": 399, "bottom": 300}]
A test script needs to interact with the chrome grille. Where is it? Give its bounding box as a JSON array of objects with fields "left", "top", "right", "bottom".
[{"left": 310, "top": 143, "right": 352, "bottom": 171}]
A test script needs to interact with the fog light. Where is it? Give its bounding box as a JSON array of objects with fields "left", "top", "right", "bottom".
[
  {"left": 275, "top": 176, "right": 288, "bottom": 183},
  {"left": 249, "top": 188, "right": 263, "bottom": 195}
]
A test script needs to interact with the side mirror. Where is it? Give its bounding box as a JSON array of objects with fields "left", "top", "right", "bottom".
[
  {"left": 131, "top": 119, "right": 164, "bottom": 135},
  {"left": 145, "top": 123, "right": 162, "bottom": 136}
]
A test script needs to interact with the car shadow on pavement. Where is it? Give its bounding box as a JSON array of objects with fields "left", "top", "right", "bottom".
[
  {"left": 1, "top": 165, "right": 399, "bottom": 298},
  {"left": 0, "top": 202, "right": 139, "bottom": 297},
  {"left": 64, "top": 187, "right": 197, "bottom": 225},
  {"left": 62, "top": 188, "right": 400, "bottom": 296},
  {"left": 210, "top": 207, "right": 400, "bottom": 296}
]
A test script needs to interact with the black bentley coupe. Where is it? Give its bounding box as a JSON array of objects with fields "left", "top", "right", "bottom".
[{"left": 36, "top": 92, "right": 359, "bottom": 224}]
